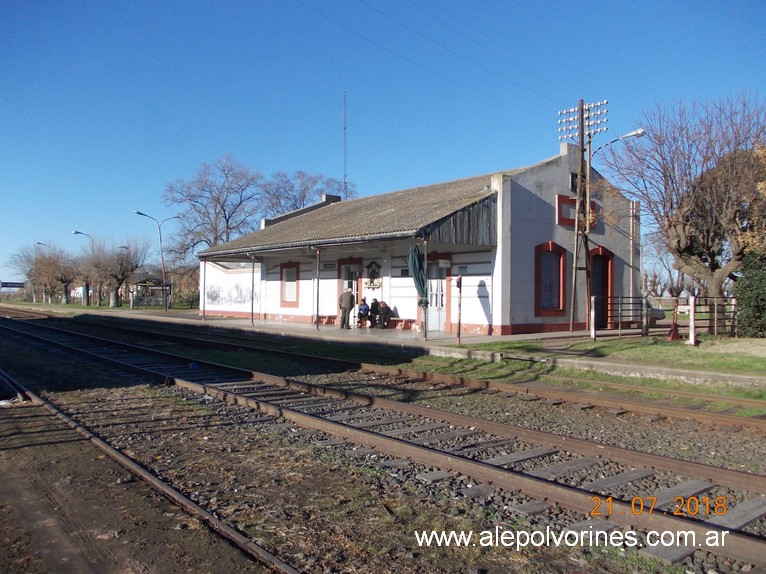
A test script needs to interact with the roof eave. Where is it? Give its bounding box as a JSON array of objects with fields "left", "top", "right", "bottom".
[{"left": 199, "top": 229, "right": 421, "bottom": 260}]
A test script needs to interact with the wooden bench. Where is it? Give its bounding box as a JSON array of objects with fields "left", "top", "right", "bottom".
[
  {"left": 386, "top": 318, "right": 416, "bottom": 330},
  {"left": 316, "top": 315, "right": 336, "bottom": 325}
]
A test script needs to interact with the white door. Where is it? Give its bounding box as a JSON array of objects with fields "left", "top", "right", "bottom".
[
  {"left": 427, "top": 265, "right": 446, "bottom": 332},
  {"left": 341, "top": 265, "right": 360, "bottom": 319}
]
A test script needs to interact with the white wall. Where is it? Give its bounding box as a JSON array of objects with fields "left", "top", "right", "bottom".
[{"left": 201, "top": 262, "right": 259, "bottom": 316}]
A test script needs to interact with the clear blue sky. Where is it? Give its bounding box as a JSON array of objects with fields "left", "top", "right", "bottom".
[{"left": 2, "top": 0, "right": 764, "bottom": 281}]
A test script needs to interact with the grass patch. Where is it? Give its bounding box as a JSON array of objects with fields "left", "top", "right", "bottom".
[{"left": 465, "top": 335, "right": 766, "bottom": 377}]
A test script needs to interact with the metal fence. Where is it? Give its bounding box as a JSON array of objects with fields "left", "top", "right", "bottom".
[
  {"left": 588, "top": 296, "right": 643, "bottom": 338},
  {"left": 588, "top": 296, "right": 737, "bottom": 341}
]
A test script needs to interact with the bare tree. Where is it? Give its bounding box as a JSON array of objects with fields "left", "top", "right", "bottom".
[
  {"left": 164, "top": 155, "right": 264, "bottom": 261},
  {"left": 104, "top": 242, "right": 148, "bottom": 308},
  {"left": 11, "top": 245, "right": 76, "bottom": 303},
  {"left": 260, "top": 170, "right": 357, "bottom": 218},
  {"left": 10, "top": 246, "right": 38, "bottom": 301},
  {"left": 642, "top": 232, "right": 687, "bottom": 297},
  {"left": 605, "top": 94, "right": 766, "bottom": 296}
]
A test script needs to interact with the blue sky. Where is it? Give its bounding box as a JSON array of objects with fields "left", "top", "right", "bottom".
[{"left": 1, "top": 0, "right": 764, "bottom": 281}]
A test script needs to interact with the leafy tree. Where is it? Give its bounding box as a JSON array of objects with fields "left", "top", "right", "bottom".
[
  {"left": 605, "top": 94, "right": 766, "bottom": 296},
  {"left": 734, "top": 252, "right": 766, "bottom": 337},
  {"left": 739, "top": 146, "right": 766, "bottom": 254},
  {"left": 164, "top": 155, "right": 264, "bottom": 261},
  {"left": 260, "top": 170, "right": 356, "bottom": 218}
]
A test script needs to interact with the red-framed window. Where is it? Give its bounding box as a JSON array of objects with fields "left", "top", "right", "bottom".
[
  {"left": 535, "top": 241, "right": 566, "bottom": 316},
  {"left": 556, "top": 194, "right": 596, "bottom": 228},
  {"left": 280, "top": 261, "right": 300, "bottom": 308}
]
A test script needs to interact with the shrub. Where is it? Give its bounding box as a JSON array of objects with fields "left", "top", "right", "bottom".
[{"left": 734, "top": 252, "right": 766, "bottom": 337}]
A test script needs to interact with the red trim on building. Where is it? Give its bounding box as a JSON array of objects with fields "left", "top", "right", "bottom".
[
  {"left": 556, "top": 195, "right": 596, "bottom": 228},
  {"left": 589, "top": 246, "right": 614, "bottom": 327},
  {"left": 280, "top": 261, "right": 300, "bottom": 308},
  {"left": 337, "top": 256, "right": 363, "bottom": 302},
  {"left": 534, "top": 241, "right": 566, "bottom": 317}
]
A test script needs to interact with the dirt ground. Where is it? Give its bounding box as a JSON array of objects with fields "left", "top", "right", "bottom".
[{"left": 0, "top": 402, "right": 271, "bottom": 574}]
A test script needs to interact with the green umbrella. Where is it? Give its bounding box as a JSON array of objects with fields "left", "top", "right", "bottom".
[{"left": 407, "top": 245, "right": 429, "bottom": 308}]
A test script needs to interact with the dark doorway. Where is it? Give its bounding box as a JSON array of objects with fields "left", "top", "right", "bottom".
[{"left": 590, "top": 250, "right": 612, "bottom": 329}]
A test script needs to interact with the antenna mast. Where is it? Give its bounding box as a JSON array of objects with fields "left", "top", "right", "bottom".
[{"left": 343, "top": 91, "right": 348, "bottom": 197}]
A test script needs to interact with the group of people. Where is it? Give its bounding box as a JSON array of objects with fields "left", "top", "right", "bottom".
[{"left": 338, "top": 288, "right": 393, "bottom": 329}]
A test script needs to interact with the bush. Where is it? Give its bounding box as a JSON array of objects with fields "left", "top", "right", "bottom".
[{"left": 734, "top": 252, "right": 766, "bottom": 337}]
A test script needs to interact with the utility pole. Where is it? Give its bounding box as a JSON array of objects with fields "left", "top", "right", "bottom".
[{"left": 558, "top": 99, "right": 608, "bottom": 331}]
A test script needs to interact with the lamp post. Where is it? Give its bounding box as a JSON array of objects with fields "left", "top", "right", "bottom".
[
  {"left": 588, "top": 127, "right": 646, "bottom": 329},
  {"left": 592, "top": 128, "right": 646, "bottom": 158},
  {"left": 72, "top": 229, "right": 94, "bottom": 245},
  {"left": 72, "top": 230, "right": 94, "bottom": 305},
  {"left": 35, "top": 242, "right": 51, "bottom": 303},
  {"left": 135, "top": 211, "right": 180, "bottom": 311}
]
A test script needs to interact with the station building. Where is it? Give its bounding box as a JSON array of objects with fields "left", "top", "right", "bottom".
[{"left": 197, "top": 143, "right": 641, "bottom": 335}]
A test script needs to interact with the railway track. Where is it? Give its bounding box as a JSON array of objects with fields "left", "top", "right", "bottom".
[
  {"left": 7, "top": 307, "right": 765, "bottom": 430},
  {"left": 1, "top": 316, "right": 765, "bottom": 570},
  {"left": 0, "top": 367, "right": 297, "bottom": 574}
]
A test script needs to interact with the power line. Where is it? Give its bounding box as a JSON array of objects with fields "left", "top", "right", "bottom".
[
  {"left": 294, "top": 0, "right": 520, "bottom": 109},
  {"left": 414, "top": 0, "right": 557, "bottom": 106},
  {"left": 357, "top": 0, "right": 553, "bottom": 109}
]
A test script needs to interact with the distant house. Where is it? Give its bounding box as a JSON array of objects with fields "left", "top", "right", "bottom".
[
  {"left": 130, "top": 277, "right": 170, "bottom": 307},
  {"left": 197, "top": 143, "right": 641, "bottom": 335}
]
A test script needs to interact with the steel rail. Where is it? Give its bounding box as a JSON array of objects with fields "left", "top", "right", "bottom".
[
  {"left": 2, "top": 319, "right": 763, "bottom": 491},
  {"left": 177, "top": 377, "right": 766, "bottom": 569},
  {"left": 521, "top": 372, "right": 766, "bottom": 408},
  {"left": 221, "top": 373, "right": 766, "bottom": 494},
  {"left": 364, "top": 365, "right": 766, "bottom": 432},
  {"left": 4, "top": 319, "right": 766, "bottom": 567},
  {"left": 0, "top": 369, "right": 299, "bottom": 574},
  {"left": 55, "top": 312, "right": 766, "bottom": 427}
]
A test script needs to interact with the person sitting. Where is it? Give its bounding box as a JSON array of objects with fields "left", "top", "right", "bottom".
[
  {"left": 377, "top": 300, "right": 394, "bottom": 329},
  {"left": 357, "top": 297, "right": 370, "bottom": 327},
  {"left": 368, "top": 298, "right": 380, "bottom": 328}
]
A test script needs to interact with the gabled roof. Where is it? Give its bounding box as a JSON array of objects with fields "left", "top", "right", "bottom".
[{"left": 198, "top": 159, "right": 538, "bottom": 259}]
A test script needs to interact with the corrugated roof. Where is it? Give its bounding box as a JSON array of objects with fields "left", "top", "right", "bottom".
[{"left": 200, "top": 171, "right": 504, "bottom": 257}]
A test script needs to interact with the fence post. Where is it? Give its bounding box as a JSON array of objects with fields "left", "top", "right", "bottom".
[
  {"left": 687, "top": 296, "right": 697, "bottom": 346},
  {"left": 642, "top": 297, "right": 649, "bottom": 336},
  {"left": 618, "top": 297, "right": 623, "bottom": 337},
  {"left": 590, "top": 296, "right": 596, "bottom": 340},
  {"left": 714, "top": 298, "right": 718, "bottom": 336}
]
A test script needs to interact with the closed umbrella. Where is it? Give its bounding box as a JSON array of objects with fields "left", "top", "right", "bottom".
[
  {"left": 407, "top": 245, "right": 428, "bottom": 308},
  {"left": 407, "top": 244, "right": 429, "bottom": 338}
]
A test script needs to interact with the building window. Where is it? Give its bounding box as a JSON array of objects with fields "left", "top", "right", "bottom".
[
  {"left": 570, "top": 172, "right": 579, "bottom": 193},
  {"left": 280, "top": 262, "right": 299, "bottom": 307},
  {"left": 535, "top": 241, "right": 566, "bottom": 316}
]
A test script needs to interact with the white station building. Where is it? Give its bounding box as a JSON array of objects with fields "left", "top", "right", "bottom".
[{"left": 197, "top": 143, "right": 641, "bottom": 335}]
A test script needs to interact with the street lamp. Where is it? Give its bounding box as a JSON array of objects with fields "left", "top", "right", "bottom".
[
  {"left": 592, "top": 127, "right": 646, "bottom": 158},
  {"left": 135, "top": 211, "right": 180, "bottom": 312},
  {"left": 586, "top": 127, "right": 647, "bottom": 227},
  {"left": 72, "top": 229, "right": 94, "bottom": 244},
  {"left": 586, "top": 127, "right": 647, "bottom": 333},
  {"left": 72, "top": 230, "right": 94, "bottom": 306}
]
